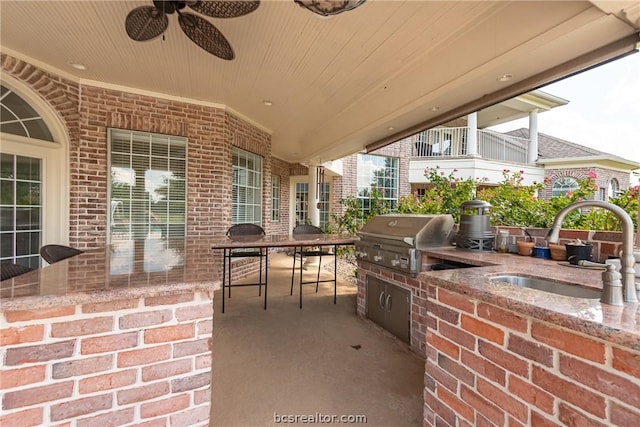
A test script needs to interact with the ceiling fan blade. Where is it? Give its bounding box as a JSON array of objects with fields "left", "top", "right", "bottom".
[
  {"left": 125, "top": 6, "right": 169, "bottom": 41},
  {"left": 187, "top": 1, "right": 260, "bottom": 18},
  {"left": 178, "top": 13, "right": 234, "bottom": 60}
]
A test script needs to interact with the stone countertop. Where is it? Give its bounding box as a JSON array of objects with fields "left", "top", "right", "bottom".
[
  {"left": 1, "top": 238, "right": 219, "bottom": 312},
  {"left": 419, "top": 247, "right": 640, "bottom": 351},
  {"left": 1, "top": 235, "right": 357, "bottom": 312}
]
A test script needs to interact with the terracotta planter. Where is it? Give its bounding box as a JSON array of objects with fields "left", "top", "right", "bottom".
[
  {"left": 516, "top": 241, "right": 535, "bottom": 256},
  {"left": 549, "top": 244, "right": 567, "bottom": 261}
]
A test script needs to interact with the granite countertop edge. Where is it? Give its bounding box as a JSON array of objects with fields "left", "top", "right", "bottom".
[{"left": 1, "top": 280, "right": 218, "bottom": 312}]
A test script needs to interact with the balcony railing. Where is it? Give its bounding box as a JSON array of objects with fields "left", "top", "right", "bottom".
[{"left": 412, "top": 127, "right": 530, "bottom": 164}]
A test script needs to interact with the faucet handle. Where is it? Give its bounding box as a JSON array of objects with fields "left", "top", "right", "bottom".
[
  {"left": 576, "top": 259, "right": 607, "bottom": 269},
  {"left": 601, "top": 264, "right": 623, "bottom": 306}
]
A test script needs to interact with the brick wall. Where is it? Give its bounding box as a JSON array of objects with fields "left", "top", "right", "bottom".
[
  {"left": 542, "top": 167, "right": 631, "bottom": 200},
  {"left": 0, "top": 291, "right": 213, "bottom": 426},
  {"left": 2, "top": 53, "right": 292, "bottom": 279},
  {"left": 424, "top": 285, "right": 640, "bottom": 426},
  {"left": 1, "top": 53, "right": 285, "bottom": 250},
  {"left": 271, "top": 158, "right": 291, "bottom": 235}
]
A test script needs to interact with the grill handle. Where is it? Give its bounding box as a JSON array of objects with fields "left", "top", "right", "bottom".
[{"left": 357, "top": 231, "right": 414, "bottom": 247}]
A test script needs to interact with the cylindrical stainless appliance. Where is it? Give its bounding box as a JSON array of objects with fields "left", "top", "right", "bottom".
[{"left": 455, "top": 200, "right": 494, "bottom": 251}]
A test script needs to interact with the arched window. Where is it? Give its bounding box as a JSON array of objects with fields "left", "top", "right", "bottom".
[
  {"left": 552, "top": 177, "right": 579, "bottom": 197},
  {"left": 608, "top": 178, "right": 619, "bottom": 199},
  {"left": 1, "top": 85, "right": 54, "bottom": 141},
  {"left": 1, "top": 80, "right": 68, "bottom": 268}
]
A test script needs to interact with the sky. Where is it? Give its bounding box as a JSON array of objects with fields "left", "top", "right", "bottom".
[{"left": 489, "top": 52, "right": 640, "bottom": 184}]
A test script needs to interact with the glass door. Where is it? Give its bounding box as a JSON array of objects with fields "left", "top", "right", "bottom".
[{"left": 0, "top": 153, "right": 42, "bottom": 268}]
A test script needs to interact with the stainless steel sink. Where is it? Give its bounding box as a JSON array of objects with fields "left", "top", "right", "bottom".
[{"left": 490, "top": 275, "right": 601, "bottom": 299}]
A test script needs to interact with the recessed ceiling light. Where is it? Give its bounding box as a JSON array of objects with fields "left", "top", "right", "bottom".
[
  {"left": 68, "top": 61, "right": 87, "bottom": 71},
  {"left": 497, "top": 74, "right": 513, "bottom": 82},
  {"left": 431, "top": 106, "right": 440, "bottom": 112},
  {"left": 263, "top": 100, "right": 273, "bottom": 106},
  {"left": 388, "top": 126, "right": 395, "bottom": 131}
]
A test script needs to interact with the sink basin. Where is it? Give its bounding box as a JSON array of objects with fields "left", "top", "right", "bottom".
[{"left": 490, "top": 275, "right": 601, "bottom": 299}]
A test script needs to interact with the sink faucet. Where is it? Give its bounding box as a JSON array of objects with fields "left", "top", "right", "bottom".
[{"left": 546, "top": 200, "right": 638, "bottom": 303}]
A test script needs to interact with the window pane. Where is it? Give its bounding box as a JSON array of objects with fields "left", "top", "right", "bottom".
[
  {"left": 1, "top": 153, "right": 14, "bottom": 178},
  {"left": 0, "top": 232, "right": 13, "bottom": 258},
  {"left": 16, "top": 156, "right": 40, "bottom": 181},
  {"left": 15, "top": 207, "right": 39, "bottom": 230},
  {"left": 1, "top": 180, "right": 14, "bottom": 204},
  {"left": 16, "top": 182, "right": 40, "bottom": 205}
]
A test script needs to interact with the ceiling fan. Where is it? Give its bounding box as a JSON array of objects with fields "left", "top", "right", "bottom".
[{"left": 125, "top": 1, "right": 260, "bottom": 60}]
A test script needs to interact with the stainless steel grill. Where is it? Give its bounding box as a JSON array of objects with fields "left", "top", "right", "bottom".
[{"left": 355, "top": 214, "right": 455, "bottom": 275}]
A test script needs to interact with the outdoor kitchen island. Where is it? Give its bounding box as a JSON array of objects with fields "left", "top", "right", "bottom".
[
  {"left": 356, "top": 246, "right": 640, "bottom": 426},
  {"left": 1, "top": 233, "right": 358, "bottom": 426}
]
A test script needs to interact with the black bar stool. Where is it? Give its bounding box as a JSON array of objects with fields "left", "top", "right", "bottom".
[{"left": 222, "top": 223, "right": 268, "bottom": 313}]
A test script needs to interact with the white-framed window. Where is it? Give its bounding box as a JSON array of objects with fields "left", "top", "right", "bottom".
[
  {"left": 609, "top": 178, "right": 619, "bottom": 199},
  {"left": 271, "top": 175, "right": 280, "bottom": 221},
  {"left": 356, "top": 154, "right": 399, "bottom": 212},
  {"left": 552, "top": 177, "right": 579, "bottom": 197},
  {"left": 108, "top": 129, "right": 187, "bottom": 242},
  {"left": 599, "top": 188, "right": 607, "bottom": 201},
  {"left": 232, "top": 148, "right": 262, "bottom": 225}
]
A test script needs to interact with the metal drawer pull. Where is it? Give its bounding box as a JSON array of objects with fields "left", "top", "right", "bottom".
[
  {"left": 379, "top": 291, "right": 386, "bottom": 308},
  {"left": 386, "top": 294, "right": 392, "bottom": 311}
]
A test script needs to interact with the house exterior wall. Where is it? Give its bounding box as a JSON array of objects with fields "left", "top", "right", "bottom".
[
  {"left": 332, "top": 137, "right": 413, "bottom": 217},
  {"left": 1, "top": 53, "right": 291, "bottom": 248},
  {"left": 542, "top": 167, "right": 631, "bottom": 200}
]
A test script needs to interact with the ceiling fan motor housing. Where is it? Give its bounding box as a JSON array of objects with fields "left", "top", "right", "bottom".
[{"left": 152, "top": 1, "right": 187, "bottom": 14}]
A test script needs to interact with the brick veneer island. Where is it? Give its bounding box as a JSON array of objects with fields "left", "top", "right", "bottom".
[
  {"left": 0, "top": 239, "right": 219, "bottom": 427},
  {"left": 0, "top": 234, "right": 357, "bottom": 426},
  {"left": 357, "top": 242, "right": 640, "bottom": 426}
]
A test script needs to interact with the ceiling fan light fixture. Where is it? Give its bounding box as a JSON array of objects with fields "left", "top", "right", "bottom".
[{"left": 295, "top": 0, "right": 366, "bottom": 17}]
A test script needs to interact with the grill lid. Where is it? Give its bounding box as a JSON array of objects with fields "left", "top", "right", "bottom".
[{"left": 357, "top": 214, "right": 455, "bottom": 249}]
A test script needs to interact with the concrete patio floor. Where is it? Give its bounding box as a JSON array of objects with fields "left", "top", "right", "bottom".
[{"left": 210, "top": 252, "right": 425, "bottom": 426}]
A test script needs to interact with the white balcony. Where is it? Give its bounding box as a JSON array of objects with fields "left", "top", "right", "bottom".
[{"left": 409, "top": 127, "right": 544, "bottom": 186}]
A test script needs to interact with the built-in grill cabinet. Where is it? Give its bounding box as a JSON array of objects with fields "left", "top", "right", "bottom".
[{"left": 366, "top": 276, "right": 410, "bottom": 343}]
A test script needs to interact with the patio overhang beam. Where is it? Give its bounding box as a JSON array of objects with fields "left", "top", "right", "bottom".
[{"left": 365, "top": 33, "right": 640, "bottom": 153}]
